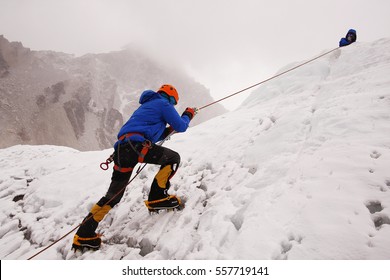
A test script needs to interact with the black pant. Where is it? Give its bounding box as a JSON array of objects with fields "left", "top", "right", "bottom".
[
  {"left": 99, "top": 141, "right": 181, "bottom": 207},
  {"left": 76, "top": 141, "right": 180, "bottom": 237}
]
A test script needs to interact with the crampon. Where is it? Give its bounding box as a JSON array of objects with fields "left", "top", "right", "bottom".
[
  {"left": 72, "top": 233, "right": 102, "bottom": 252},
  {"left": 144, "top": 195, "right": 185, "bottom": 214}
]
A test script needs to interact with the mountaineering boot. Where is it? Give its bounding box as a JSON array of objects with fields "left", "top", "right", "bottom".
[
  {"left": 72, "top": 233, "right": 102, "bottom": 251},
  {"left": 144, "top": 195, "right": 184, "bottom": 213},
  {"left": 146, "top": 164, "right": 184, "bottom": 212},
  {"left": 72, "top": 204, "right": 112, "bottom": 251}
]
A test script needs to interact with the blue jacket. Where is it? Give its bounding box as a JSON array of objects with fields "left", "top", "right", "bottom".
[
  {"left": 339, "top": 29, "right": 357, "bottom": 47},
  {"left": 116, "top": 90, "right": 190, "bottom": 145}
]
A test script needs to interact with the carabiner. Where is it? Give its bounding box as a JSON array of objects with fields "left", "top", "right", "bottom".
[
  {"left": 100, "top": 161, "right": 110, "bottom": 170},
  {"left": 100, "top": 153, "right": 114, "bottom": 171}
]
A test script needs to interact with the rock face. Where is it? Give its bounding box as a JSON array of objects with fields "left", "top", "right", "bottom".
[{"left": 0, "top": 35, "right": 226, "bottom": 150}]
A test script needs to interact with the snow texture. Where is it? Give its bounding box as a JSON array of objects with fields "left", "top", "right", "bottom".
[{"left": 1, "top": 38, "right": 390, "bottom": 260}]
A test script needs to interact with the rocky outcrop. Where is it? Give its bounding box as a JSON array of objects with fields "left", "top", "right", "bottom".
[
  {"left": 0, "top": 51, "right": 9, "bottom": 77},
  {"left": 0, "top": 35, "right": 226, "bottom": 151}
]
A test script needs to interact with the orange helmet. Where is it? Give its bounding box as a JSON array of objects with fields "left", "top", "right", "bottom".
[{"left": 157, "top": 84, "right": 179, "bottom": 105}]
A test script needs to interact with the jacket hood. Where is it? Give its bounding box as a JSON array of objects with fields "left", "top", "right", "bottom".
[
  {"left": 139, "top": 90, "right": 160, "bottom": 104},
  {"left": 347, "top": 29, "right": 357, "bottom": 36}
]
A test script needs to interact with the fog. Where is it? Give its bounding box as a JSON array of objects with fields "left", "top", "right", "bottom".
[{"left": 1, "top": 0, "right": 390, "bottom": 109}]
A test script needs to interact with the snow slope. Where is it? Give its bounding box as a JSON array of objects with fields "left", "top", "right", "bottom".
[{"left": 1, "top": 38, "right": 390, "bottom": 260}]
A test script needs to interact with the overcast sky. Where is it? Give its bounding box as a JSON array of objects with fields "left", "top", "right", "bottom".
[{"left": 1, "top": 0, "right": 390, "bottom": 110}]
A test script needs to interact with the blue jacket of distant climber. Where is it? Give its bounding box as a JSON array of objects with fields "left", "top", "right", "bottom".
[
  {"left": 339, "top": 29, "right": 357, "bottom": 47},
  {"left": 116, "top": 90, "right": 190, "bottom": 145}
]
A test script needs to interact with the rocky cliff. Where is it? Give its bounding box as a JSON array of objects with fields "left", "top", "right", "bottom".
[{"left": 0, "top": 35, "right": 226, "bottom": 150}]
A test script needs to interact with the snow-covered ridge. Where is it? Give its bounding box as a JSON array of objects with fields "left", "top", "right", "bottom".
[{"left": 1, "top": 38, "right": 390, "bottom": 259}]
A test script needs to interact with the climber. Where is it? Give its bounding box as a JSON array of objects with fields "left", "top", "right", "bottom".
[
  {"left": 72, "top": 84, "right": 197, "bottom": 251},
  {"left": 339, "top": 29, "right": 357, "bottom": 47}
]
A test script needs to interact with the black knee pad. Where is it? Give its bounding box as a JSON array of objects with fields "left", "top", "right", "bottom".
[{"left": 163, "top": 149, "right": 180, "bottom": 166}]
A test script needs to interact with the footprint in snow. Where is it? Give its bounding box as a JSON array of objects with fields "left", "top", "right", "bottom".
[
  {"left": 273, "top": 233, "right": 303, "bottom": 260},
  {"left": 370, "top": 151, "right": 381, "bottom": 159},
  {"left": 365, "top": 201, "right": 383, "bottom": 214},
  {"left": 365, "top": 201, "right": 390, "bottom": 230},
  {"left": 139, "top": 237, "right": 154, "bottom": 257}
]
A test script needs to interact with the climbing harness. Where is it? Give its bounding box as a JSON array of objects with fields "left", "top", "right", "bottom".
[
  {"left": 137, "top": 140, "right": 152, "bottom": 163},
  {"left": 27, "top": 46, "right": 341, "bottom": 260},
  {"left": 100, "top": 133, "right": 152, "bottom": 172}
]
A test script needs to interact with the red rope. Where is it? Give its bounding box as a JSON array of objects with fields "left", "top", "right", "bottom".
[{"left": 198, "top": 47, "right": 340, "bottom": 111}]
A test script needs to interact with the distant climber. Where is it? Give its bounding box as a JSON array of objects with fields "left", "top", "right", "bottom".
[
  {"left": 339, "top": 29, "right": 357, "bottom": 47},
  {"left": 72, "top": 84, "right": 197, "bottom": 251}
]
